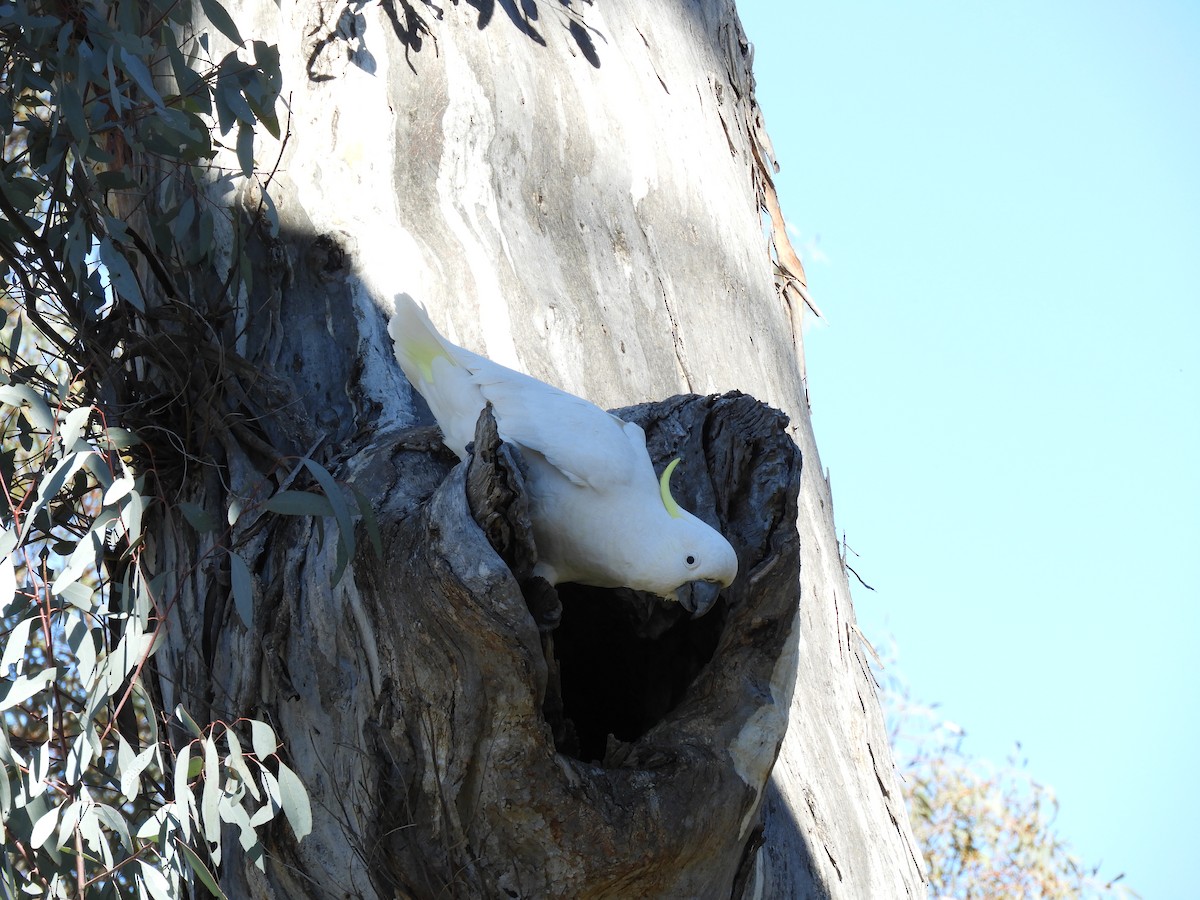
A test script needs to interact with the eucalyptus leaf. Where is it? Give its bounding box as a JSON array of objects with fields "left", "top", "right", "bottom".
[
  {"left": 202, "top": 736, "right": 221, "bottom": 846},
  {"left": 1, "top": 615, "right": 35, "bottom": 672},
  {"left": 174, "top": 742, "right": 193, "bottom": 843},
  {"left": 236, "top": 122, "right": 254, "bottom": 177},
  {"left": 179, "top": 501, "right": 221, "bottom": 533},
  {"left": 263, "top": 490, "right": 335, "bottom": 517},
  {"left": 275, "top": 762, "right": 312, "bottom": 840},
  {"left": 98, "top": 236, "right": 145, "bottom": 311},
  {"left": 119, "top": 47, "right": 165, "bottom": 109},
  {"left": 138, "top": 860, "right": 174, "bottom": 900},
  {"left": 29, "top": 800, "right": 63, "bottom": 849},
  {"left": 179, "top": 840, "right": 229, "bottom": 899},
  {"left": 0, "top": 667, "right": 56, "bottom": 712},
  {"left": 229, "top": 549, "right": 253, "bottom": 627},
  {"left": 249, "top": 719, "right": 277, "bottom": 759},
  {"left": 199, "top": 0, "right": 245, "bottom": 46},
  {"left": 176, "top": 704, "right": 205, "bottom": 740}
]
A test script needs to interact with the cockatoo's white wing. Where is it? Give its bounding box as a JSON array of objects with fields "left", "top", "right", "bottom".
[
  {"left": 470, "top": 361, "right": 648, "bottom": 489},
  {"left": 390, "top": 293, "right": 645, "bottom": 490}
]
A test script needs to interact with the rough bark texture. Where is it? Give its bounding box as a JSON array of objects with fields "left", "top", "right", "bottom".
[
  {"left": 143, "top": 0, "right": 925, "bottom": 896},
  {"left": 346, "top": 393, "right": 798, "bottom": 898}
]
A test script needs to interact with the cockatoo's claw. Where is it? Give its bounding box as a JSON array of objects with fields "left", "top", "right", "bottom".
[
  {"left": 675, "top": 580, "right": 722, "bottom": 618},
  {"left": 523, "top": 576, "right": 563, "bottom": 632}
]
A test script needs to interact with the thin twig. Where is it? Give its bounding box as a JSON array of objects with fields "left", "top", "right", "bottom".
[{"left": 846, "top": 562, "right": 876, "bottom": 591}]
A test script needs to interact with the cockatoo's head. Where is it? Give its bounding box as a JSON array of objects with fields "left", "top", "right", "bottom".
[{"left": 651, "top": 459, "right": 739, "bottom": 617}]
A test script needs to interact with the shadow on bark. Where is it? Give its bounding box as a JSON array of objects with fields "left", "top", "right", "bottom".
[{"left": 306, "top": 0, "right": 603, "bottom": 80}]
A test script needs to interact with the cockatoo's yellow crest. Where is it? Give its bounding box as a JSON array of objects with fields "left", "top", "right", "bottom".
[{"left": 659, "top": 458, "right": 683, "bottom": 519}]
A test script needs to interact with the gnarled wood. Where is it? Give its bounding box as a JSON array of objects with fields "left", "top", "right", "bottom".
[{"left": 354, "top": 392, "right": 800, "bottom": 898}]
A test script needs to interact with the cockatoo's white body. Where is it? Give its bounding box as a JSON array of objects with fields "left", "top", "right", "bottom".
[{"left": 388, "top": 293, "right": 738, "bottom": 614}]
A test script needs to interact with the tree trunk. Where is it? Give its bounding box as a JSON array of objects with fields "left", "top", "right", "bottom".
[{"left": 141, "top": 0, "right": 925, "bottom": 896}]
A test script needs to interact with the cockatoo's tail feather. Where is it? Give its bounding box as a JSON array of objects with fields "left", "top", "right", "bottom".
[
  {"left": 389, "top": 292, "right": 739, "bottom": 611},
  {"left": 388, "top": 292, "right": 457, "bottom": 383}
]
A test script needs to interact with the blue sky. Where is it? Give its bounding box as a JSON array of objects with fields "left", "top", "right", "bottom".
[{"left": 739, "top": 1, "right": 1199, "bottom": 896}]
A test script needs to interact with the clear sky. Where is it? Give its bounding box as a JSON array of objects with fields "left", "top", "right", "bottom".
[{"left": 739, "top": 1, "right": 1200, "bottom": 896}]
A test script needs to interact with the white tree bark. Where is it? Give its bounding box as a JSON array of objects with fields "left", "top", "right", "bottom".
[{"left": 147, "top": 0, "right": 925, "bottom": 895}]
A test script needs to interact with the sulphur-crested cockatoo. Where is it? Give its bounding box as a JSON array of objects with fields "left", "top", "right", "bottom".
[{"left": 389, "top": 293, "right": 737, "bottom": 616}]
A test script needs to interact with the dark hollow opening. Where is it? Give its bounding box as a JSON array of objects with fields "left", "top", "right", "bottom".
[{"left": 548, "top": 584, "right": 725, "bottom": 764}]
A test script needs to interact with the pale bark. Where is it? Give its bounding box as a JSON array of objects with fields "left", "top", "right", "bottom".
[{"left": 139, "top": 0, "right": 925, "bottom": 896}]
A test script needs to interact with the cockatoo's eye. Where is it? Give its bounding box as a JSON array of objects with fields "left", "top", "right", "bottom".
[{"left": 685, "top": 554, "right": 697, "bottom": 567}]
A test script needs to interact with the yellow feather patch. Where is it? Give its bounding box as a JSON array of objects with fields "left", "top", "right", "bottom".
[{"left": 407, "top": 337, "right": 450, "bottom": 383}]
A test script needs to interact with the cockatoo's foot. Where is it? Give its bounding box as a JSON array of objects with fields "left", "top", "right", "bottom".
[{"left": 522, "top": 575, "right": 562, "bottom": 631}]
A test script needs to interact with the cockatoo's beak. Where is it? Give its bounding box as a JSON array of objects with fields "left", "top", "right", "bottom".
[{"left": 675, "top": 580, "right": 723, "bottom": 618}]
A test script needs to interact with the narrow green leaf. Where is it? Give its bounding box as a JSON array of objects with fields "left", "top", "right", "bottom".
[
  {"left": 52, "top": 529, "right": 102, "bottom": 597},
  {"left": 252, "top": 41, "right": 282, "bottom": 92},
  {"left": 65, "top": 732, "right": 91, "bottom": 786},
  {"left": 98, "top": 237, "right": 146, "bottom": 311},
  {"left": 199, "top": 0, "right": 245, "bottom": 46},
  {"left": 58, "top": 581, "right": 95, "bottom": 611},
  {"left": 94, "top": 802, "right": 133, "bottom": 852},
  {"left": 121, "top": 740, "right": 158, "bottom": 803},
  {"left": 179, "top": 841, "right": 230, "bottom": 899},
  {"left": 228, "top": 549, "right": 252, "bottom": 627},
  {"left": 1, "top": 616, "right": 35, "bottom": 671},
  {"left": 179, "top": 501, "right": 221, "bottom": 533},
  {"left": 263, "top": 490, "right": 335, "bottom": 517},
  {"left": 0, "top": 553, "right": 15, "bottom": 616},
  {"left": 119, "top": 47, "right": 165, "bottom": 108},
  {"left": 275, "top": 762, "right": 312, "bottom": 840},
  {"left": 29, "top": 451, "right": 93, "bottom": 535},
  {"left": 60, "top": 80, "right": 88, "bottom": 144},
  {"left": 235, "top": 122, "right": 254, "bottom": 177},
  {"left": 0, "top": 529, "right": 18, "bottom": 561},
  {"left": 57, "top": 405, "right": 92, "bottom": 453},
  {"left": 352, "top": 486, "right": 384, "bottom": 560},
  {"left": 0, "top": 751, "right": 10, "bottom": 818},
  {"left": 119, "top": 490, "right": 146, "bottom": 545},
  {"left": 224, "top": 729, "right": 260, "bottom": 800},
  {"left": 0, "top": 667, "right": 56, "bottom": 712},
  {"left": 82, "top": 451, "right": 115, "bottom": 491},
  {"left": 103, "top": 474, "right": 136, "bottom": 506},
  {"left": 29, "top": 800, "right": 63, "bottom": 849},
  {"left": 55, "top": 798, "right": 85, "bottom": 850},
  {"left": 259, "top": 767, "right": 281, "bottom": 810},
  {"left": 248, "top": 799, "right": 276, "bottom": 828},
  {"left": 176, "top": 704, "right": 205, "bottom": 740},
  {"left": 249, "top": 719, "right": 276, "bottom": 759},
  {"left": 7, "top": 315, "right": 22, "bottom": 364},
  {"left": 138, "top": 861, "right": 175, "bottom": 900},
  {"left": 104, "top": 426, "right": 142, "bottom": 449},
  {"left": 0, "top": 384, "right": 54, "bottom": 430},
  {"left": 216, "top": 55, "right": 256, "bottom": 125},
  {"left": 202, "top": 736, "right": 221, "bottom": 846},
  {"left": 174, "top": 742, "right": 193, "bottom": 843},
  {"left": 117, "top": 733, "right": 136, "bottom": 794},
  {"left": 301, "top": 459, "right": 355, "bottom": 556},
  {"left": 106, "top": 44, "right": 124, "bottom": 117}
]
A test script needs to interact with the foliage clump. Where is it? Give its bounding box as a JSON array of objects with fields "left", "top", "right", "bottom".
[
  {"left": 1, "top": 1, "right": 312, "bottom": 896},
  {"left": 876, "top": 645, "right": 1137, "bottom": 899}
]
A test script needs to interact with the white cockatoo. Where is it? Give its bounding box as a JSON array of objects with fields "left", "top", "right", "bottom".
[{"left": 388, "top": 293, "right": 738, "bottom": 616}]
